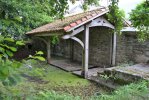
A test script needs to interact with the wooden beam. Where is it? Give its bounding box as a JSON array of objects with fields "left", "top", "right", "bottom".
[
  {"left": 47, "top": 38, "right": 51, "bottom": 64},
  {"left": 35, "top": 33, "right": 63, "bottom": 36},
  {"left": 66, "top": 10, "right": 109, "bottom": 32},
  {"left": 89, "top": 17, "right": 115, "bottom": 29},
  {"left": 62, "top": 26, "right": 84, "bottom": 39},
  {"left": 83, "top": 24, "right": 90, "bottom": 78},
  {"left": 112, "top": 32, "right": 117, "bottom": 66},
  {"left": 70, "top": 37, "right": 84, "bottom": 49}
]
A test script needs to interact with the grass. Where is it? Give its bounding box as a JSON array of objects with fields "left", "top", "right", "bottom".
[
  {"left": 0, "top": 60, "right": 106, "bottom": 99},
  {"left": 43, "top": 65, "right": 89, "bottom": 87},
  {"left": 1, "top": 60, "right": 149, "bottom": 100},
  {"left": 92, "top": 81, "right": 149, "bottom": 100}
]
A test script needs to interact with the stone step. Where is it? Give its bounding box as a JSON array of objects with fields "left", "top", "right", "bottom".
[
  {"left": 101, "top": 67, "right": 144, "bottom": 83},
  {"left": 89, "top": 76, "right": 121, "bottom": 90}
]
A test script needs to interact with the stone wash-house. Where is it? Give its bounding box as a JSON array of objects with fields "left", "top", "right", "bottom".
[{"left": 26, "top": 7, "right": 149, "bottom": 78}]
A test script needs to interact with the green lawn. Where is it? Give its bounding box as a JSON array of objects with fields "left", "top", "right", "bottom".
[{"left": 43, "top": 65, "right": 89, "bottom": 87}]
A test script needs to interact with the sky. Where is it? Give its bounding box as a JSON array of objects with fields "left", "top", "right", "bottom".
[{"left": 118, "top": 0, "right": 144, "bottom": 18}]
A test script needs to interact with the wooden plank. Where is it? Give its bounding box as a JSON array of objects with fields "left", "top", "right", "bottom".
[
  {"left": 83, "top": 24, "right": 90, "bottom": 78},
  {"left": 110, "top": 33, "right": 113, "bottom": 65},
  {"left": 47, "top": 38, "right": 51, "bottom": 64},
  {"left": 70, "top": 36, "right": 84, "bottom": 49},
  {"left": 89, "top": 17, "right": 115, "bottom": 29},
  {"left": 35, "top": 33, "right": 62, "bottom": 36},
  {"left": 62, "top": 26, "right": 84, "bottom": 39},
  {"left": 112, "top": 32, "right": 117, "bottom": 66}
]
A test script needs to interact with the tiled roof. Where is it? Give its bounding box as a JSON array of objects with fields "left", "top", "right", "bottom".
[{"left": 26, "top": 7, "right": 108, "bottom": 35}]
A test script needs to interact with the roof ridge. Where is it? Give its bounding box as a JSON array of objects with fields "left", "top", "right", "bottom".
[{"left": 64, "top": 6, "right": 108, "bottom": 17}]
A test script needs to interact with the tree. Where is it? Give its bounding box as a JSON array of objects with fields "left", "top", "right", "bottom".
[
  {"left": 130, "top": 0, "right": 149, "bottom": 41},
  {"left": 108, "top": 0, "right": 125, "bottom": 33},
  {"left": 0, "top": 0, "right": 70, "bottom": 38}
]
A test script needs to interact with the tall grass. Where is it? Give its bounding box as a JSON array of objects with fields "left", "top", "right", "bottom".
[{"left": 92, "top": 81, "right": 149, "bottom": 100}]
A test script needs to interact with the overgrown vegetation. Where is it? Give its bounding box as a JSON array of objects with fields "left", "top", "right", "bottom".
[
  {"left": 130, "top": 0, "right": 149, "bottom": 41},
  {"left": 108, "top": 0, "right": 125, "bottom": 34},
  {"left": 0, "top": 64, "right": 148, "bottom": 100},
  {"left": 92, "top": 81, "right": 149, "bottom": 100},
  {"left": 0, "top": 35, "right": 45, "bottom": 86},
  {"left": 0, "top": 36, "right": 24, "bottom": 86}
]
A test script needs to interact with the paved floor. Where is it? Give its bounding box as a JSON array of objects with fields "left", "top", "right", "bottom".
[
  {"left": 50, "top": 57, "right": 104, "bottom": 78},
  {"left": 50, "top": 57, "right": 149, "bottom": 80},
  {"left": 107, "top": 63, "right": 149, "bottom": 80}
]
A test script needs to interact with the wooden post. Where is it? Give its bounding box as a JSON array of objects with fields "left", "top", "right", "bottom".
[
  {"left": 112, "top": 32, "right": 117, "bottom": 66},
  {"left": 47, "top": 38, "right": 51, "bottom": 64},
  {"left": 83, "top": 24, "right": 89, "bottom": 78},
  {"left": 70, "top": 40, "right": 74, "bottom": 61}
]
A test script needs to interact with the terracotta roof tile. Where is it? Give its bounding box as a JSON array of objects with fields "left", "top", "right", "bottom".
[
  {"left": 64, "top": 26, "right": 71, "bottom": 31},
  {"left": 76, "top": 20, "right": 82, "bottom": 24},
  {"left": 86, "top": 15, "right": 92, "bottom": 19},
  {"left": 26, "top": 7, "right": 108, "bottom": 35},
  {"left": 70, "top": 23, "right": 77, "bottom": 27},
  {"left": 92, "top": 13, "right": 97, "bottom": 17},
  {"left": 82, "top": 17, "right": 87, "bottom": 22}
]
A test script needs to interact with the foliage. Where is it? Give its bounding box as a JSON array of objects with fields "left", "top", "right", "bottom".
[
  {"left": 107, "top": 0, "right": 125, "bottom": 34},
  {"left": 28, "top": 51, "right": 45, "bottom": 61},
  {"left": 92, "top": 81, "right": 149, "bottom": 100},
  {"left": 51, "top": 35, "right": 59, "bottom": 44},
  {"left": 33, "top": 91, "right": 81, "bottom": 100},
  {"left": 0, "top": 35, "right": 45, "bottom": 86},
  {"left": 0, "top": 0, "right": 54, "bottom": 38},
  {"left": 0, "top": 35, "right": 24, "bottom": 59},
  {"left": 0, "top": 35, "right": 24, "bottom": 86},
  {"left": 130, "top": 1, "right": 149, "bottom": 41}
]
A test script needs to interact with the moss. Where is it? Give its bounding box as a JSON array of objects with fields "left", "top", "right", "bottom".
[{"left": 42, "top": 65, "right": 89, "bottom": 86}]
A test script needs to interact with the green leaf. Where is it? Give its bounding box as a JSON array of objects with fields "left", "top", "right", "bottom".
[
  {"left": 9, "top": 47, "right": 17, "bottom": 52},
  {"left": 0, "top": 36, "right": 4, "bottom": 42},
  {"left": 14, "top": 16, "right": 22, "bottom": 22},
  {"left": 34, "top": 56, "right": 45, "bottom": 61},
  {"left": 6, "top": 50, "right": 14, "bottom": 57},
  {"left": 16, "top": 41, "right": 25, "bottom": 46},
  {"left": 36, "top": 51, "right": 44, "bottom": 55},
  {"left": 4, "top": 38, "right": 15, "bottom": 42}
]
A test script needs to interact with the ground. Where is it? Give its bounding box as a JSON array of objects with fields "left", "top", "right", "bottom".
[
  {"left": 0, "top": 60, "right": 149, "bottom": 100},
  {"left": 0, "top": 60, "right": 108, "bottom": 100}
]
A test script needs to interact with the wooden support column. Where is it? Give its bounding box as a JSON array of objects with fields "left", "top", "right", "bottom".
[
  {"left": 112, "top": 32, "right": 117, "bottom": 66},
  {"left": 82, "top": 24, "right": 89, "bottom": 78},
  {"left": 47, "top": 38, "right": 51, "bottom": 64}
]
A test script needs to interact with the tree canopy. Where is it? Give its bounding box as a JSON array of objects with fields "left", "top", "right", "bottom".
[
  {"left": 130, "top": 0, "right": 149, "bottom": 41},
  {"left": 0, "top": 0, "right": 77, "bottom": 38}
]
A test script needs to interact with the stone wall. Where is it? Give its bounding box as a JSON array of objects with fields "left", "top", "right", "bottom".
[
  {"left": 116, "top": 33, "right": 149, "bottom": 64},
  {"left": 53, "top": 26, "right": 112, "bottom": 67},
  {"left": 51, "top": 39, "right": 72, "bottom": 59},
  {"left": 51, "top": 28, "right": 149, "bottom": 67}
]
